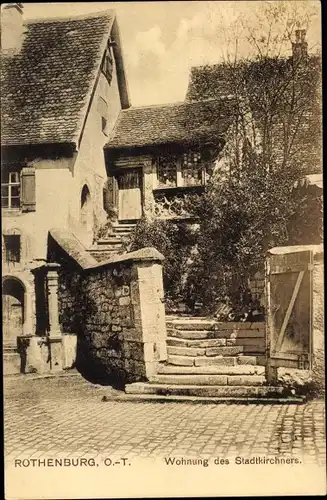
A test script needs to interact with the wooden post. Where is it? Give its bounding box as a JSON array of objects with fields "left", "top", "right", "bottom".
[{"left": 265, "top": 254, "right": 277, "bottom": 383}]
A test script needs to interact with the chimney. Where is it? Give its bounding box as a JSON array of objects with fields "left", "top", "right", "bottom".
[
  {"left": 292, "top": 29, "right": 308, "bottom": 62},
  {"left": 1, "top": 3, "right": 24, "bottom": 53}
]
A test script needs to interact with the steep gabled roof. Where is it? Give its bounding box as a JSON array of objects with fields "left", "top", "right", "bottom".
[
  {"left": 105, "top": 98, "right": 236, "bottom": 150},
  {"left": 1, "top": 10, "right": 116, "bottom": 147}
]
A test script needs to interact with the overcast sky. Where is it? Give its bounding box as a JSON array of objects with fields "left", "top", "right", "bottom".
[{"left": 23, "top": 1, "right": 321, "bottom": 107}]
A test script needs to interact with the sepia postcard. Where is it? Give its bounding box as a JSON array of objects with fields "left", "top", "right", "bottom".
[{"left": 1, "top": 1, "right": 325, "bottom": 498}]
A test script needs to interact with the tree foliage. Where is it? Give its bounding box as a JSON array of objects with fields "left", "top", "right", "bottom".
[
  {"left": 124, "top": 218, "right": 196, "bottom": 311},
  {"left": 121, "top": 5, "right": 322, "bottom": 317}
]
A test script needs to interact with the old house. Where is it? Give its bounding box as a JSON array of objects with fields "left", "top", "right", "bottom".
[
  {"left": 1, "top": 5, "right": 322, "bottom": 387},
  {"left": 103, "top": 99, "right": 235, "bottom": 223},
  {"left": 102, "top": 29, "right": 321, "bottom": 233},
  {"left": 1, "top": 4, "right": 130, "bottom": 373}
]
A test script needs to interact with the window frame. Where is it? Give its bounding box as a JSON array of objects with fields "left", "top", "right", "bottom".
[
  {"left": 101, "top": 46, "right": 114, "bottom": 85},
  {"left": 3, "top": 234, "right": 21, "bottom": 264},
  {"left": 1, "top": 170, "right": 21, "bottom": 209},
  {"left": 156, "top": 151, "right": 207, "bottom": 189}
]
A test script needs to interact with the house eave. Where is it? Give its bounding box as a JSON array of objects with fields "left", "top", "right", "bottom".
[{"left": 1, "top": 141, "right": 77, "bottom": 162}]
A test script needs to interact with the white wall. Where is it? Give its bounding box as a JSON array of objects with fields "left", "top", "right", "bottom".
[
  {"left": 68, "top": 55, "right": 122, "bottom": 247},
  {"left": 3, "top": 42, "right": 123, "bottom": 263},
  {"left": 2, "top": 160, "right": 74, "bottom": 263}
]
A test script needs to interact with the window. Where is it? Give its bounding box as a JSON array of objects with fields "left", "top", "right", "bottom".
[
  {"left": 101, "top": 116, "right": 108, "bottom": 135},
  {"left": 4, "top": 235, "right": 21, "bottom": 263},
  {"left": 1, "top": 171, "right": 20, "bottom": 208},
  {"left": 181, "top": 151, "right": 203, "bottom": 186},
  {"left": 98, "top": 96, "right": 109, "bottom": 135},
  {"left": 157, "top": 154, "right": 178, "bottom": 188},
  {"left": 101, "top": 47, "right": 113, "bottom": 85},
  {"left": 157, "top": 151, "right": 207, "bottom": 188}
]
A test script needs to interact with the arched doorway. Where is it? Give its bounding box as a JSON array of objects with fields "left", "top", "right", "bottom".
[
  {"left": 80, "top": 184, "right": 93, "bottom": 242},
  {"left": 2, "top": 277, "right": 25, "bottom": 346}
]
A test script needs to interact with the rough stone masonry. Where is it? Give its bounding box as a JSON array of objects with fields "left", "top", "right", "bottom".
[{"left": 48, "top": 230, "right": 168, "bottom": 384}]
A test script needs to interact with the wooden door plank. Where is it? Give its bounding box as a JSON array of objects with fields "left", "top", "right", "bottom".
[
  {"left": 270, "top": 263, "right": 313, "bottom": 274},
  {"left": 274, "top": 270, "right": 304, "bottom": 353}
]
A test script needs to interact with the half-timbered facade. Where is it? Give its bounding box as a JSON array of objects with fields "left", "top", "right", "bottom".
[{"left": 104, "top": 99, "right": 235, "bottom": 222}]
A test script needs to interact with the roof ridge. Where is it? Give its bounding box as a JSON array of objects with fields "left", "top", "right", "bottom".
[
  {"left": 24, "top": 8, "right": 115, "bottom": 25},
  {"left": 121, "top": 97, "right": 234, "bottom": 112},
  {"left": 122, "top": 101, "right": 186, "bottom": 111}
]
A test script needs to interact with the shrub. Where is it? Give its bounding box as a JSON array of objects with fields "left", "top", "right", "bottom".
[{"left": 124, "top": 218, "right": 196, "bottom": 312}]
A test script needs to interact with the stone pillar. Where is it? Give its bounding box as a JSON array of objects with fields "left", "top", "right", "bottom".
[
  {"left": 129, "top": 251, "right": 167, "bottom": 379},
  {"left": 312, "top": 251, "right": 324, "bottom": 392},
  {"left": 45, "top": 263, "right": 63, "bottom": 372}
]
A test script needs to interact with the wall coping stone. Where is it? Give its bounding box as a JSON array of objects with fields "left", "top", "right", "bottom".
[
  {"left": 49, "top": 228, "right": 98, "bottom": 268},
  {"left": 86, "top": 247, "right": 165, "bottom": 271},
  {"left": 269, "top": 244, "right": 323, "bottom": 259}
]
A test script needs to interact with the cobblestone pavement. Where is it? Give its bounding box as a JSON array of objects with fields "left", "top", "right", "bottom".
[{"left": 4, "top": 373, "right": 326, "bottom": 466}]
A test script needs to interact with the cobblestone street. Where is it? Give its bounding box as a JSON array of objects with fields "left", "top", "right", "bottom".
[{"left": 4, "top": 372, "right": 326, "bottom": 467}]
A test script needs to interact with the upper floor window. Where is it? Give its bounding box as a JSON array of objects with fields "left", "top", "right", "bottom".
[
  {"left": 1, "top": 171, "right": 20, "bottom": 208},
  {"left": 101, "top": 47, "right": 113, "bottom": 85},
  {"left": 156, "top": 151, "right": 207, "bottom": 188},
  {"left": 98, "top": 96, "right": 109, "bottom": 135},
  {"left": 157, "top": 154, "right": 178, "bottom": 188},
  {"left": 181, "top": 151, "right": 204, "bottom": 186}
]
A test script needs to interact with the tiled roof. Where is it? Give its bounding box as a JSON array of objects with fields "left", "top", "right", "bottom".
[
  {"left": 105, "top": 99, "right": 235, "bottom": 150},
  {"left": 1, "top": 11, "right": 114, "bottom": 147}
]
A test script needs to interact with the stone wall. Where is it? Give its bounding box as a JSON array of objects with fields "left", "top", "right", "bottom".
[
  {"left": 311, "top": 252, "right": 324, "bottom": 393},
  {"left": 248, "top": 270, "right": 265, "bottom": 307},
  {"left": 50, "top": 234, "right": 167, "bottom": 385}
]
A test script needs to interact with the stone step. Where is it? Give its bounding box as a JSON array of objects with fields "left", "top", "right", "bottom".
[
  {"left": 168, "top": 355, "right": 238, "bottom": 367},
  {"left": 166, "top": 321, "right": 216, "bottom": 332},
  {"left": 167, "top": 329, "right": 265, "bottom": 341},
  {"left": 168, "top": 330, "right": 223, "bottom": 340},
  {"left": 167, "top": 337, "right": 229, "bottom": 348},
  {"left": 96, "top": 238, "right": 123, "bottom": 246},
  {"left": 149, "top": 374, "right": 266, "bottom": 386},
  {"left": 157, "top": 363, "right": 265, "bottom": 376},
  {"left": 113, "top": 229, "right": 134, "bottom": 236},
  {"left": 112, "top": 223, "right": 136, "bottom": 230},
  {"left": 167, "top": 345, "right": 245, "bottom": 357},
  {"left": 125, "top": 382, "right": 285, "bottom": 398},
  {"left": 166, "top": 319, "right": 265, "bottom": 332}
]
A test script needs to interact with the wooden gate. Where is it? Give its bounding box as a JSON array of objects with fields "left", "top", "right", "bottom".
[{"left": 266, "top": 249, "right": 313, "bottom": 372}]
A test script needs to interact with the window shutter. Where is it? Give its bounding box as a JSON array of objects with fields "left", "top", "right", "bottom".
[
  {"left": 105, "top": 176, "right": 118, "bottom": 211},
  {"left": 113, "top": 176, "right": 119, "bottom": 208},
  {"left": 21, "top": 167, "right": 36, "bottom": 212},
  {"left": 103, "top": 183, "right": 110, "bottom": 214}
]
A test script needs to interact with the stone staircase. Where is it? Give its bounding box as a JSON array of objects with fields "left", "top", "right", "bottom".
[
  {"left": 89, "top": 222, "right": 135, "bottom": 261},
  {"left": 125, "top": 316, "right": 292, "bottom": 401}
]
